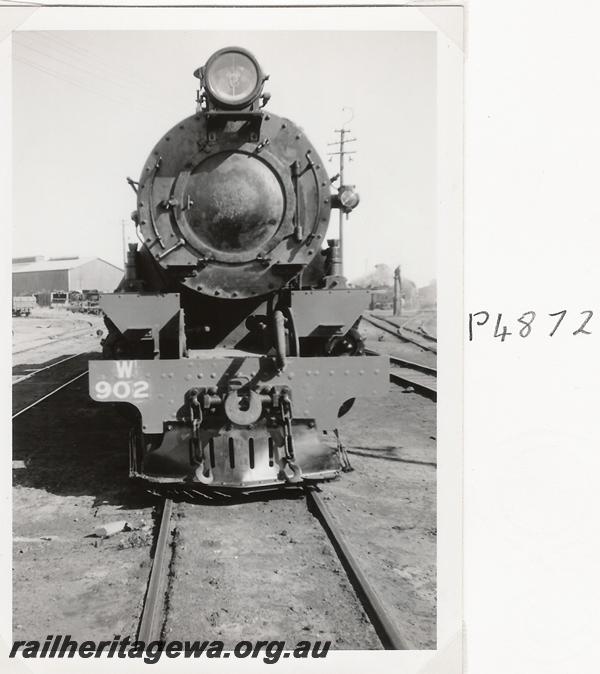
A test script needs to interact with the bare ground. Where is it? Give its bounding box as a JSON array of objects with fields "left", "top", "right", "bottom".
[{"left": 12, "top": 313, "right": 436, "bottom": 649}]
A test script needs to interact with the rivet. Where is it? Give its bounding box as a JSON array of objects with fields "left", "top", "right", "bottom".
[
  {"left": 210, "top": 373, "right": 217, "bottom": 379},
  {"left": 306, "top": 370, "right": 312, "bottom": 376},
  {"left": 138, "top": 202, "right": 144, "bottom": 207},
  {"left": 281, "top": 123, "right": 287, "bottom": 129},
  {"left": 265, "top": 115, "right": 271, "bottom": 120},
  {"left": 288, "top": 373, "right": 295, "bottom": 380},
  {"left": 344, "top": 370, "right": 350, "bottom": 375},
  {"left": 197, "top": 373, "right": 204, "bottom": 378},
  {"left": 169, "top": 373, "right": 174, "bottom": 378},
  {"left": 307, "top": 251, "right": 313, "bottom": 256},
  {"left": 295, "top": 134, "right": 301, "bottom": 139},
  {"left": 304, "top": 410, "right": 310, "bottom": 416},
  {"left": 158, "top": 393, "right": 164, "bottom": 399},
  {"left": 168, "top": 399, "right": 174, "bottom": 405},
  {"left": 179, "top": 125, "right": 184, "bottom": 130},
  {"left": 165, "top": 136, "right": 170, "bottom": 141},
  {"left": 359, "top": 370, "right": 365, "bottom": 375},
  {"left": 141, "top": 220, "right": 146, "bottom": 225},
  {"left": 329, "top": 370, "right": 334, "bottom": 376},
  {"left": 161, "top": 373, "right": 166, "bottom": 379},
  {"left": 314, "top": 370, "right": 320, "bottom": 375},
  {"left": 324, "top": 198, "right": 329, "bottom": 204},
  {"left": 316, "top": 164, "right": 320, "bottom": 169},
  {"left": 186, "top": 374, "right": 192, "bottom": 380},
  {"left": 321, "top": 182, "right": 327, "bottom": 187},
  {"left": 374, "top": 369, "right": 380, "bottom": 374}
]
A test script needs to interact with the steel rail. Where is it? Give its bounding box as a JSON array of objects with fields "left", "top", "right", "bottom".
[
  {"left": 12, "top": 370, "right": 88, "bottom": 419},
  {"left": 366, "top": 349, "right": 437, "bottom": 401},
  {"left": 376, "top": 315, "right": 437, "bottom": 343},
  {"left": 361, "top": 314, "right": 407, "bottom": 340},
  {"left": 389, "top": 370, "right": 436, "bottom": 402},
  {"left": 12, "top": 325, "right": 94, "bottom": 356},
  {"left": 305, "top": 488, "right": 411, "bottom": 650},
  {"left": 137, "top": 498, "right": 174, "bottom": 643},
  {"left": 361, "top": 315, "right": 437, "bottom": 354},
  {"left": 12, "top": 351, "right": 90, "bottom": 385},
  {"left": 366, "top": 349, "right": 437, "bottom": 377},
  {"left": 390, "top": 355, "right": 437, "bottom": 377}
]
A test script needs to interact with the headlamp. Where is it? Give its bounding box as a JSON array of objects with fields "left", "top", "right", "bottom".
[
  {"left": 338, "top": 185, "right": 360, "bottom": 212},
  {"left": 204, "top": 47, "right": 264, "bottom": 109}
]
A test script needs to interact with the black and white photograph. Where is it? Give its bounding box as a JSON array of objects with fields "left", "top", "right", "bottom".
[
  {"left": 5, "top": 5, "right": 463, "bottom": 672},
  {"left": 6, "top": 3, "right": 600, "bottom": 673}
]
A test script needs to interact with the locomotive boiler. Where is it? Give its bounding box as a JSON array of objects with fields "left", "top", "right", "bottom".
[{"left": 89, "top": 47, "right": 388, "bottom": 491}]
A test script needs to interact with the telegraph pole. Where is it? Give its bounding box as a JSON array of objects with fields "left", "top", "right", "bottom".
[
  {"left": 393, "top": 265, "right": 402, "bottom": 317},
  {"left": 327, "top": 112, "right": 357, "bottom": 277}
]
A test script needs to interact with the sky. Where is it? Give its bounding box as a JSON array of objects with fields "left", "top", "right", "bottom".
[{"left": 13, "top": 30, "right": 436, "bottom": 286}]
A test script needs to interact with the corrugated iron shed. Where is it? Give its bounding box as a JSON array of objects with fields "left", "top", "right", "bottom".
[{"left": 12, "top": 256, "right": 123, "bottom": 295}]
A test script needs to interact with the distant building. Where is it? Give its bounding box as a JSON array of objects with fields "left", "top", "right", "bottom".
[
  {"left": 12, "top": 256, "right": 123, "bottom": 296},
  {"left": 418, "top": 280, "right": 437, "bottom": 308}
]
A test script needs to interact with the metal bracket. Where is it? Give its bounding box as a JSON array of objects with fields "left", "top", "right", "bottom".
[
  {"left": 291, "top": 150, "right": 320, "bottom": 242},
  {"left": 147, "top": 156, "right": 165, "bottom": 249}
]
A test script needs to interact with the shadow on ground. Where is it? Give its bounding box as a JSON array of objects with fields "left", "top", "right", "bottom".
[{"left": 13, "top": 375, "right": 153, "bottom": 510}]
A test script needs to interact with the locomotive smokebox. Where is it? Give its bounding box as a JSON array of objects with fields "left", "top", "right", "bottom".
[
  {"left": 136, "top": 47, "right": 334, "bottom": 300},
  {"left": 182, "top": 153, "right": 284, "bottom": 254}
]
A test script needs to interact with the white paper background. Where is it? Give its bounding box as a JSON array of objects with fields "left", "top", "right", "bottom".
[
  {"left": 2, "top": 5, "right": 462, "bottom": 673},
  {"left": 2, "top": 0, "right": 600, "bottom": 673},
  {"left": 465, "top": 1, "right": 600, "bottom": 673}
]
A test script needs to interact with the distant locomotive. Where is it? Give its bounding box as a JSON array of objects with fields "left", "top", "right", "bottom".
[{"left": 89, "top": 47, "right": 387, "bottom": 491}]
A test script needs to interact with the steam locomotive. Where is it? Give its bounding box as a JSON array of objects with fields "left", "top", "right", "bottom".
[{"left": 89, "top": 47, "right": 388, "bottom": 491}]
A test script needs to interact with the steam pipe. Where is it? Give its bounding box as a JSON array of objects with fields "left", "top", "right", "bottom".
[{"left": 273, "top": 309, "right": 287, "bottom": 371}]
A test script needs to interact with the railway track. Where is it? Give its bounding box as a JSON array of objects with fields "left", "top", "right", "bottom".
[
  {"left": 12, "top": 353, "right": 90, "bottom": 419},
  {"left": 137, "top": 490, "right": 410, "bottom": 649},
  {"left": 12, "top": 371, "right": 88, "bottom": 420},
  {"left": 12, "top": 324, "right": 95, "bottom": 357},
  {"left": 361, "top": 314, "right": 437, "bottom": 354},
  {"left": 12, "top": 351, "right": 90, "bottom": 385},
  {"left": 366, "top": 349, "right": 437, "bottom": 402},
  {"left": 11, "top": 336, "right": 430, "bottom": 648},
  {"left": 376, "top": 315, "right": 437, "bottom": 343}
]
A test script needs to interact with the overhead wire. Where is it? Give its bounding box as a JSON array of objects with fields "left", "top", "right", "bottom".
[
  {"left": 35, "top": 31, "right": 166, "bottom": 102},
  {"left": 14, "top": 50, "right": 157, "bottom": 114},
  {"left": 14, "top": 32, "right": 189, "bottom": 117},
  {"left": 14, "top": 56, "right": 142, "bottom": 107}
]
